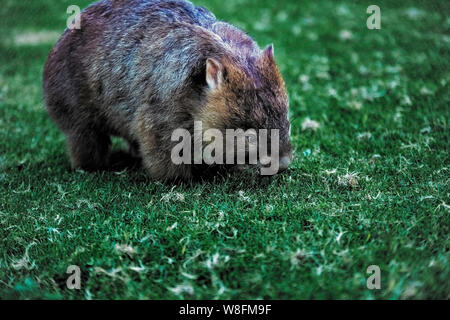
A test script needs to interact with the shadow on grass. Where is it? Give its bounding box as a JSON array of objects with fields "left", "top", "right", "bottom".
[{"left": 4, "top": 149, "right": 290, "bottom": 193}]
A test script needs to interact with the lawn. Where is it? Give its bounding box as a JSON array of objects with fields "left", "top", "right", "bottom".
[{"left": 0, "top": 0, "right": 448, "bottom": 299}]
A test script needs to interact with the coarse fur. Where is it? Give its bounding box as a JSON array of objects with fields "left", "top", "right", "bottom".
[{"left": 43, "top": 0, "right": 292, "bottom": 182}]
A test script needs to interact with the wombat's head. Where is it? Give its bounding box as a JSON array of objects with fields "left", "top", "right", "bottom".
[{"left": 200, "top": 45, "right": 292, "bottom": 174}]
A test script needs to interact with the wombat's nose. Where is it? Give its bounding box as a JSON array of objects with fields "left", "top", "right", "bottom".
[{"left": 278, "top": 156, "right": 292, "bottom": 173}]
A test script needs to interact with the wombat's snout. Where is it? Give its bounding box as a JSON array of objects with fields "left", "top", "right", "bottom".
[
  {"left": 260, "top": 152, "right": 292, "bottom": 174},
  {"left": 278, "top": 155, "right": 292, "bottom": 173}
]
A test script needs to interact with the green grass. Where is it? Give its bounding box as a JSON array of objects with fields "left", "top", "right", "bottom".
[{"left": 0, "top": 0, "right": 449, "bottom": 299}]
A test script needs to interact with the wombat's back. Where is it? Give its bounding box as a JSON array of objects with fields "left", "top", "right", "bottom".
[{"left": 43, "top": 0, "right": 236, "bottom": 134}]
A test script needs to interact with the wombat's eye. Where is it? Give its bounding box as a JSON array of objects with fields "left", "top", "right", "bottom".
[
  {"left": 246, "top": 133, "right": 257, "bottom": 144},
  {"left": 222, "top": 69, "right": 229, "bottom": 82}
]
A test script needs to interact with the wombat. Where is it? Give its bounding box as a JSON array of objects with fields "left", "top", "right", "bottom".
[{"left": 43, "top": 0, "right": 292, "bottom": 181}]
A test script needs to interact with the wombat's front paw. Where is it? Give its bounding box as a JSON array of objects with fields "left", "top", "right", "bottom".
[
  {"left": 108, "top": 150, "right": 141, "bottom": 171},
  {"left": 67, "top": 129, "right": 110, "bottom": 171}
]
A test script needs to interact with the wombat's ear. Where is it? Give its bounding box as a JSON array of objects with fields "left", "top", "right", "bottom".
[
  {"left": 262, "top": 44, "right": 275, "bottom": 62},
  {"left": 206, "top": 58, "right": 223, "bottom": 90}
]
